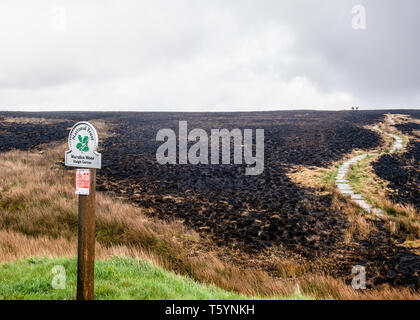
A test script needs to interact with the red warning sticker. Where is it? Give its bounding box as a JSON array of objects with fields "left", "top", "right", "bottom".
[{"left": 76, "top": 169, "right": 90, "bottom": 195}]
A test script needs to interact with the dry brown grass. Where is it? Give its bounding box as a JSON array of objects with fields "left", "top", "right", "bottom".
[
  {"left": 0, "top": 229, "right": 154, "bottom": 263},
  {"left": 287, "top": 165, "right": 332, "bottom": 190},
  {"left": 2, "top": 117, "right": 68, "bottom": 125},
  {"left": 293, "top": 275, "right": 420, "bottom": 300},
  {"left": 287, "top": 147, "right": 379, "bottom": 191},
  {"left": 0, "top": 141, "right": 193, "bottom": 263},
  {"left": 276, "top": 259, "right": 310, "bottom": 278},
  {"left": 1, "top": 119, "right": 419, "bottom": 299},
  {"left": 386, "top": 113, "right": 411, "bottom": 125},
  {"left": 347, "top": 156, "right": 420, "bottom": 240},
  {"left": 327, "top": 188, "right": 377, "bottom": 244},
  {"left": 345, "top": 213, "right": 376, "bottom": 244}
]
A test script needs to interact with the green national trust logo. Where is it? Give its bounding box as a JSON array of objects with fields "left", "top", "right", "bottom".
[
  {"left": 65, "top": 121, "right": 102, "bottom": 169},
  {"left": 77, "top": 135, "right": 89, "bottom": 152}
]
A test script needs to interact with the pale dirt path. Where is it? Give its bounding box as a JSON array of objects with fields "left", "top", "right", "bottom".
[{"left": 334, "top": 114, "right": 403, "bottom": 218}]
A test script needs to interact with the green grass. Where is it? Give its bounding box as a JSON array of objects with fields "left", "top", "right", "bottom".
[
  {"left": 0, "top": 256, "right": 307, "bottom": 300},
  {"left": 398, "top": 133, "right": 409, "bottom": 152},
  {"left": 320, "top": 167, "right": 338, "bottom": 186},
  {"left": 347, "top": 156, "right": 406, "bottom": 215},
  {"left": 347, "top": 155, "right": 387, "bottom": 209},
  {"left": 347, "top": 156, "right": 375, "bottom": 192}
]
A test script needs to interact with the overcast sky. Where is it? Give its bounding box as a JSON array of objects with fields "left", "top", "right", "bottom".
[{"left": 0, "top": 0, "right": 419, "bottom": 111}]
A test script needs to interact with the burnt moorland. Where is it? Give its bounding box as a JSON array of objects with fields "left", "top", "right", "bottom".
[
  {"left": 373, "top": 121, "right": 420, "bottom": 210},
  {"left": 0, "top": 110, "right": 419, "bottom": 289}
]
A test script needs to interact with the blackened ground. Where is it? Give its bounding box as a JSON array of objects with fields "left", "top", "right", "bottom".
[
  {"left": 395, "top": 121, "right": 420, "bottom": 135},
  {"left": 1, "top": 110, "right": 419, "bottom": 289},
  {"left": 373, "top": 121, "right": 420, "bottom": 210},
  {"left": 93, "top": 110, "right": 420, "bottom": 288},
  {"left": 0, "top": 111, "right": 132, "bottom": 152},
  {"left": 0, "top": 120, "right": 72, "bottom": 152}
]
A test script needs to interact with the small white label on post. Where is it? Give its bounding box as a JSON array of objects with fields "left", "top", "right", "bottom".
[{"left": 76, "top": 169, "right": 90, "bottom": 195}]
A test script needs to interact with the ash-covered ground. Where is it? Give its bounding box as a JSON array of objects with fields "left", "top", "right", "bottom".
[
  {"left": 373, "top": 121, "right": 420, "bottom": 210},
  {"left": 0, "top": 110, "right": 419, "bottom": 289}
]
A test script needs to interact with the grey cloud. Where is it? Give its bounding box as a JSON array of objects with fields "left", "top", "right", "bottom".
[{"left": 0, "top": 0, "right": 419, "bottom": 110}]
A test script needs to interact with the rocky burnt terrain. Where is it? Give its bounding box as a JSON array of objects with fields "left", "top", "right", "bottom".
[
  {"left": 373, "top": 121, "right": 420, "bottom": 210},
  {"left": 0, "top": 119, "right": 72, "bottom": 152},
  {"left": 0, "top": 110, "right": 419, "bottom": 289},
  {"left": 93, "top": 110, "right": 419, "bottom": 288}
]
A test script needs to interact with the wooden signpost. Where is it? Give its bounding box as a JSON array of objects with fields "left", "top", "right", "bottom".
[{"left": 65, "top": 122, "right": 102, "bottom": 300}]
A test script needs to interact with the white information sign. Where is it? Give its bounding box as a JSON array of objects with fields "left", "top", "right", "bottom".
[{"left": 65, "top": 122, "right": 102, "bottom": 169}]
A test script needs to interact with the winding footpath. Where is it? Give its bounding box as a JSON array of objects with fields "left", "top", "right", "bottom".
[{"left": 334, "top": 115, "right": 404, "bottom": 218}]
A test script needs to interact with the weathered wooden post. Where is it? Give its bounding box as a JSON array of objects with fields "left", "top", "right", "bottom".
[
  {"left": 65, "top": 122, "right": 102, "bottom": 300},
  {"left": 76, "top": 167, "right": 96, "bottom": 300}
]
